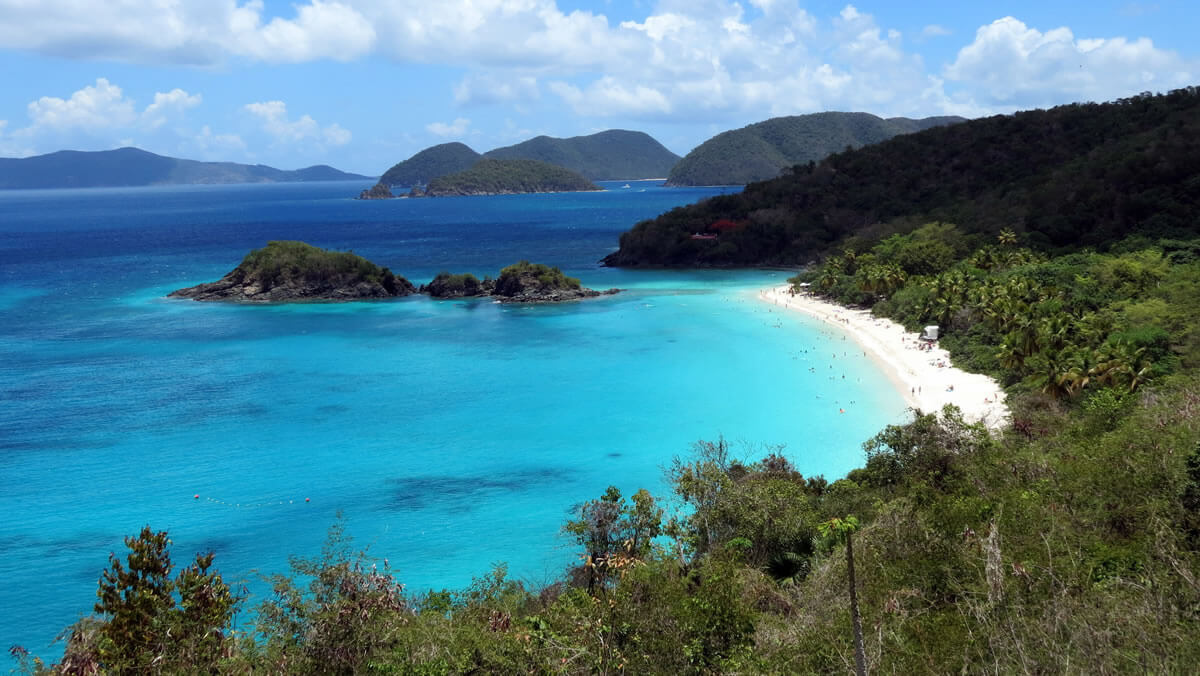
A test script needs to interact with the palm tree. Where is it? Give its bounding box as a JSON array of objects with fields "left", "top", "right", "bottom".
[
  {"left": 1095, "top": 341, "right": 1153, "bottom": 392},
  {"left": 998, "top": 228, "right": 1018, "bottom": 247},
  {"left": 819, "top": 516, "right": 866, "bottom": 676},
  {"left": 1057, "top": 346, "right": 1099, "bottom": 396}
]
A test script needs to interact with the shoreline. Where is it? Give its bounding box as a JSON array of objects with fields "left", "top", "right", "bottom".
[{"left": 757, "top": 285, "right": 1009, "bottom": 429}]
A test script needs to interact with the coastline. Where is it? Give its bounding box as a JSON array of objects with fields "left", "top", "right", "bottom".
[{"left": 758, "top": 284, "right": 1009, "bottom": 429}]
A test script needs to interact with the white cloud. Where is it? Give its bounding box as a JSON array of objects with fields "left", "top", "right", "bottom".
[
  {"left": 426, "top": 117, "right": 471, "bottom": 137},
  {"left": 454, "top": 74, "right": 540, "bottom": 106},
  {"left": 27, "top": 78, "right": 137, "bottom": 130},
  {"left": 197, "top": 125, "right": 246, "bottom": 152},
  {"left": 550, "top": 79, "right": 672, "bottom": 117},
  {"left": 944, "top": 17, "right": 1194, "bottom": 108},
  {"left": 244, "top": 100, "right": 352, "bottom": 146},
  {"left": 0, "top": 2, "right": 1195, "bottom": 134},
  {"left": 142, "top": 89, "right": 202, "bottom": 129},
  {"left": 0, "top": 0, "right": 373, "bottom": 65},
  {"left": 229, "top": 0, "right": 376, "bottom": 63},
  {"left": 920, "top": 24, "right": 951, "bottom": 40}
]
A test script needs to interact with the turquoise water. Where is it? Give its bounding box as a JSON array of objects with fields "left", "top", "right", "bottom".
[{"left": 0, "top": 181, "right": 905, "bottom": 655}]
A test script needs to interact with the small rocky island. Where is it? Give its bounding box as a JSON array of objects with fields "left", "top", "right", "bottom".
[
  {"left": 169, "top": 242, "right": 615, "bottom": 304},
  {"left": 423, "top": 261, "right": 618, "bottom": 302},
  {"left": 168, "top": 241, "right": 415, "bottom": 302},
  {"left": 356, "top": 182, "right": 395, "bottom": 200}
]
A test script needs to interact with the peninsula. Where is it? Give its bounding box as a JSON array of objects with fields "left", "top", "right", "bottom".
[{"left": 168, "top": 241, "right": 415, "bottom": 302}]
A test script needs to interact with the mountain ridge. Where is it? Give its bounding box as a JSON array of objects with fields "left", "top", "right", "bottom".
[
  {"left": 665, "top": 112, "right": 966, "bottom": 186},
  {"left": 379, "top": 130, "right": 680, "bottom": 187},
  {"left": 0, "top": 147, "right": 371, "bottom": 189},
  {"left": 483, "top": 129, "right": 679, "bottom": 181}
]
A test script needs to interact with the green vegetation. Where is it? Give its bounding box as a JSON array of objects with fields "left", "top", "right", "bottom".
[
  {"left": 424, "top": 271, "right": 485, "bottom": 298},
  {"left": 356, "top": 182, "right": 394, "bottom": 199},
  {"left": 424, "top": 159, "right": 599, "bottom": 196},
  {"left": 607, "top": 88, "right": 1200, "bottom": 266},
  {"left": 665, "top": 112, "right": 963, "bottom": 186},
  {"left": 794, "top": 223, "right": 1197, "bottom": 401},
  {"left": 484, "top": 129, "right": 680, "bottom": 180},
  {"left": 237, "top": 240, "right": 410, "bottom": 294},
  {"left": 378, "top": 142, "right": 482, "bottom": 187},
  {"left": 493, "top": 260, "right": 582, "bottom": 296}
]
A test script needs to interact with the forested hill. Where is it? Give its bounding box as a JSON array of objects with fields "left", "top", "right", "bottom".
[
  {"left": 483, "top": 130, "right": 680, "bottom": 180},
  {"left": 664, "top": 112, "right": 965, "bottom": 186},
  {"left": 0, "top": 147, "right": 370, "bottom": 189},
  {"left": 378, "top": 142, "right": 482, "bottom": 187},
  {"left": 422, "top": 158, "right": 600, "bottom": 196},
  {"left": 605, "top": 88, "right": 1200, "bottom": 267}
]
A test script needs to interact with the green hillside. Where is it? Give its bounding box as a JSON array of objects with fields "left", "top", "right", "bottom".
[
  {"left": 483, "top": 129, "right": 680, "bottom": 180},
  {"left": 665, "top": 112, "right": 965, "bottom": 186},
  {"left": 379, "top": 142, "right": 482, "bottom": 187},
  {"left": 606, "top": 88, "right": 1200, "bottom": 266},
  {"left": 0, "top": 147, "right": 370, "bottom": 189},
  {"left": 423, "top": 158, "right": 600, "bottom": 196}
]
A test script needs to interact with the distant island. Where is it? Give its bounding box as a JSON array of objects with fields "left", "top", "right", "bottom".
[
  {"left": 376, "top": 130, "right": 680, "bottom": 189},
  {"left": 168, "top": 241, "right": 415, "bottom": 302},
  {"left": 484, "top": 130, "right": 679, "bottom": 181},
  {"left": 423, "top": 262, "right": 618, "bottom": 302},
  {"left": 415, "top": 159, "right": 600, "bottom": 196},
  {"left": 0, "top": 147, "right": 371, "bottom": 190},
  {"left": 169, "top": 242, "right": 613, "bottom": 303},
  {"left": 665, "top": 112, "right": 964, "bottom": 186},
  {"left": 379, "top": 142, "right": 482, "bottom": 187}
]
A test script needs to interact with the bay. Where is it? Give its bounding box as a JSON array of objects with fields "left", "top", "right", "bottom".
[{"left": 0, "top": 180, "right": 905, "bottom": 655}]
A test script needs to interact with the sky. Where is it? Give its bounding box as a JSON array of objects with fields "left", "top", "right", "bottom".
[{"left": 0, "top": 1, "right": 1195, "bottom": 176}]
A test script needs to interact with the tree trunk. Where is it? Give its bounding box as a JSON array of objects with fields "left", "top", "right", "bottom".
[{"left": 847, "top": 532, "right": 867, "bottom": 676}]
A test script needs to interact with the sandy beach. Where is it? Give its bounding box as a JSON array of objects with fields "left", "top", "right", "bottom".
[{"left": 758, "top": 285, "right": 1009, "bottom": 429}]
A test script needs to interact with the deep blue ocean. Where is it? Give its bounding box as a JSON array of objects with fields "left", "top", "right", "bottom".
[{"left": 0, "top": 180, "right": 905, "bottom": 656}]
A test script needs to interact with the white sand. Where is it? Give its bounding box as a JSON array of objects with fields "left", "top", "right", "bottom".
[{"left": 758, "top": 285, "right": 1009, "bottom": 429}]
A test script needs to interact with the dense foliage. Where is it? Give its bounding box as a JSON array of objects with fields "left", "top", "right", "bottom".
[
  {"left": 665, "top": 112, "right": 963, "bottom": 187},
  {"left": 379, "top": 142, "right": 482, "bottom": 187},
  {"left": 238, "top": 240, "right": 412, "bottom": 294},
  {"left": 607, "top": 88, "right": 1200, "bottom": 266},
  {"left": 0, "top": 147, "right": 368, "bottom": 189},
  {"left": 423, "top": 271, "right": 485, "bottom": 298},
  {"left": 793, "top": 224, "right": 1200, "bottom": 402},
  {"left": 484, "top": 130, "right": 680, "bottom": 181},
  {"left": 425, "top": 159, "right": 599, "bottom": 196},
  {"left": 493, "top": 260, "right": 582, "bottom": 296}
]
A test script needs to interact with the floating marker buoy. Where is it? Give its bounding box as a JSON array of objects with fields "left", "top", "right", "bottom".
[
  {"left": 194, "top": 494, "right": 199, "bottom": 499},
  {"left": 305, "top": 498, "right": 310, "bottom": 502}
]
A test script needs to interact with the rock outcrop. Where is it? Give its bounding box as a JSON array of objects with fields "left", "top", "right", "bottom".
[{"left": 357, "top": 182, "right": 395, "bottom": 199}]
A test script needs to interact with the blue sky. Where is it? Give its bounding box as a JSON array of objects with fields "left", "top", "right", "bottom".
[{"left": 0, "top": 1, "right": 1195, "bottom": 176}]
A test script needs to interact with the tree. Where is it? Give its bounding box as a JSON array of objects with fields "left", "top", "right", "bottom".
[
  {"left": 78, "top": 526, "right": 239, "bottom": 673},
  {"left": 819, "top": 516, "right": 866, "bottom": 676},
  {"left": 564, "top": 486, "right": 664, "bottom": 593}
]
